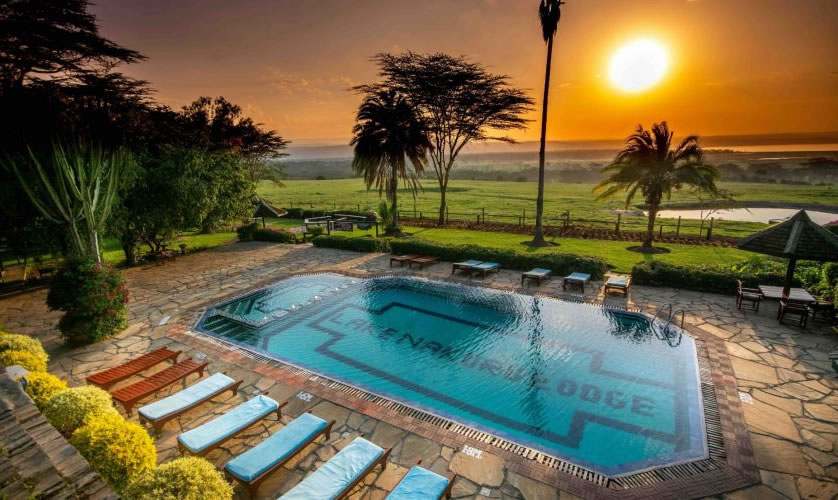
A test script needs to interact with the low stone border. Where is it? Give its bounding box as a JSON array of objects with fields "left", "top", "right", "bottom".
[{"left": 169, "top": 268, "right": 760, "bottom": 499}]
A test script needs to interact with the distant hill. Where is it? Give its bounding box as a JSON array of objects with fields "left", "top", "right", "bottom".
[{"left": 284, "top": 131, "right": 838, "bottom": 161}]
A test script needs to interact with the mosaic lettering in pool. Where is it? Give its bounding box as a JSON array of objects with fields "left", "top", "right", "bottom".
[{"left": 197, "top": 274, "right": 707, "bottom": 476}]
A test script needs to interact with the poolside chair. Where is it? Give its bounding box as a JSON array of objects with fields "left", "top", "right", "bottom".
[
  {"left": 111, "top": 358, "right": 207, "bottom": 415},
  {"left": 86, "top": 347, "right": 181, "bottom": 390},
  {"left": 390, "top": 254, "right": 420, "bottom": 267},
  {"left": 736, "top": 280, "right": 761, "bottom": 312},
  {"left": 562, "top": 272, "right": 591, "bottom": 292},
  {"left": 604, "top": 275, "right": 631, "bottom": 295},
  {"left": 177, "top": 396, "right": 284, "bottom": 457},
  {"left": 408, "top": 255, "right": 440, "bottom": 270},
  {"left": 809, "top": 297, "right": 836, "bottom": 324},
  {"left": 452, "top": 260, "right": 482, "bottom": 274},
  {"left": 521, "top": 268, "right": 552, "bottom": 286},
  {"left": 280, "top": 437, "right": 391, "bottom": 499},
  {"left": 470, "top": 262, "right": 500, "bottom": 278},
  {"left": 224, "top": 411, "right": 336, "bottom": 496},
  {"left": 386, "top": 460, "right": 456, "bottom": 499},
  {"left": 777, "top": 297, "right": 809, "bottom": 328},
  {"left": 138, "top": 373, "right": 242, "bottom": 435}
]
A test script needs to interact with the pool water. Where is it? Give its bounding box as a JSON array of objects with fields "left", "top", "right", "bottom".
[{"left": 197, "top": 274, "right": 707, "bottom": 476}]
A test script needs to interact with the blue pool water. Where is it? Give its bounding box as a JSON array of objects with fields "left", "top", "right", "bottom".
[{"left": 197, "top": 274, "right": 707, "bottom": 476}]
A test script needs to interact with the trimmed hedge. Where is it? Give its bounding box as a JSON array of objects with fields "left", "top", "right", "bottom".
[
  {"left": 0, "top": 350, "right": 47, "bottom": 372},
  {"left": 312, "top": 235, "right": 391, "bottom": 253},
  {"left": 630, "top": 260, "right": 792, "bottom": 295},
  {"left": 236, "top": 224, "right": 296, "bottom": 243},
  {"left": 124, "top": 457, "right": 234, "bottom": 500},
  {"left": 43, "top": 385, "right": 119, "bottom": 434},
  {"left": 0, "top": 333, "right": 49, "bottom": 365},
  {"left": 389, "top": 239, "right": 608, "bottom": 278},
  {"left": 24, "top": 372, "right": 68, "bottom": 410},
  {"left": 70, "top": 412, "right": 156, "bottom": 493}
]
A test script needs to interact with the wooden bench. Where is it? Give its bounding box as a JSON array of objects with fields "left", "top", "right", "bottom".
[
  {"left": 111, "top": 358, "right": 207, "bottom": 415},
  {"left": 86, "top": 347, "right": 181, "bottom": 390},
  {"left": 138, "top": 373, "right": 242, "bottom": 435}
]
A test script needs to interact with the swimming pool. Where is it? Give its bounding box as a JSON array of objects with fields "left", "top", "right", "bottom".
[{"left": 196, "top": 273, "right": 707, "bottom": 476}]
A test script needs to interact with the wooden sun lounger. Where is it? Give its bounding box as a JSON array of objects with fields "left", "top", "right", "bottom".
[
  {"left": 452, "top": 260, "right": 482, "bottom": 274},
  {"left": 521, "top": 268, "right": 552, "bottom": 286},
  {"left": 387, "top": 460, "right": 456, "bottom": 499},
  {"left": 604, "top": 276, "right": 631, "bottom": 295},
  {"left": 280, "top": 438, "right": 391, "bottom": 499},
  {"left": 470, "top": 262, "right": 500, "bottom": 278},
  {"left": 225, "top": 410, "right": 336, "bottom": 496},
  {"left": 563, "top": 272, "right": 591, "bottom": 292},
  {"left": 178, "top": 397, "right": 285, "bottom": 457},
  {"left": 86, "top": 347, "right": 181, "bottom": 390},
  {"left": 408, "top": 255, "right": 439, "bottom": 270},
  {"left": 390, "top": 254, "right": 420, "bottom": 267},
  {"left": 138, "top": 373, "right": 242, "bottom": 435},
  {"left": 111, "top": 358, "right": 207, "bottom": 415}
]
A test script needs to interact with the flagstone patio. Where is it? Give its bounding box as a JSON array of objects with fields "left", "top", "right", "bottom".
[{"left": 1, "top": 240, "right": 837, "bottom": 499}]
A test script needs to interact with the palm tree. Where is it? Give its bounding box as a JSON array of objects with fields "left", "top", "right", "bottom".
[
  {"left": 594, "top": 122, "right": 720, "bottom": 249},
  {"left": 351, "top": 89, "right": 430, "bottom": 234},
  {"left": 532, "top": 0, "right": 564, "bottom": 246}
]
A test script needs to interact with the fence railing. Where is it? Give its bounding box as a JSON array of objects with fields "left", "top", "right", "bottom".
[{"left": 284, "top": 201, "right": 758, "bottom": 240}]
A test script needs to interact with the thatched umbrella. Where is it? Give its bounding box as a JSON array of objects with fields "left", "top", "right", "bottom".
[{"left": 738, "top": 210, "right": 838, "bottom": 297}]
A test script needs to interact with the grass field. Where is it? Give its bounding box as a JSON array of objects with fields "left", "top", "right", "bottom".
[
  {"left": 266, "top": 218, "right": 755, "bottom": 273},
  {"left": 258, "top": 179, "right": 838, "bottom": 238}
]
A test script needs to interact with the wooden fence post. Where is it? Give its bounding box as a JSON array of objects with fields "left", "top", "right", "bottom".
[
  {"left": 482, "top": 207, "right": 485, "bottom": 224},
  {"left": 659, "top": 224, "right": 664, "bottom": 238},
  {"left": 615, "top": 213, "right": 621, "bottom": 235},
  {"left": 523, "top": 208, "right": 526, "bottom": 225},
  {"left": 676, "top": 216, "right": 681, "bottom": 237},
  {"left": 446, "top": 206, "right": 449, "bottom": 224},
  {"left": 707, "top": 217, "right": 714, "bottom": 240},
  {"left": 565, "top": 211, "right": 570, "bottom": 229}
]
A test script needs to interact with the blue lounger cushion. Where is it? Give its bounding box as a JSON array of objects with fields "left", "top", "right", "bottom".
[
  {"left": 139, "top": 373, "right": 235, "bottom": 421},
  {"left": 225, "top": 412, "right": 328, "bottom": 482},
  {"left": 565, "top": 272, "right": 591, "bottom": 281},
  {"left": 524, "top": 268, "right": 551, "bottom": 276},
  {"left": 178, "top": 395, "right": 278, "bottom": 454},
  {"left": 472, "top": 262, "right": 499, "bottom": 271},
  {"left": 386, "top": 466, "right": 449, "bottom": 500},
  {"left": 280, "top": 437, "right": 384, "bottom": 500},
  {"left": 607, "top": 276, "right": 629, "bottom": 287},
  {"left": 455, "top": 260, "right": 483, "bottom": 267}
]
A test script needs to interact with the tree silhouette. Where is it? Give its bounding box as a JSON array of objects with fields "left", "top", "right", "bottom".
[
  {"left": 0, "top": 0, "right": 144, "bottom": 94},
  {"left": 356, "top": 52, "right": 533, "bottom": 225},
  {"left": 594, "top": 122, "right": 720, "bottom": 248},
  {"left": 532, "top": 0, "right": 564, "bottom": 246},
  {"left": 351, "top": 89, "right": 430, "bottom": 234}
]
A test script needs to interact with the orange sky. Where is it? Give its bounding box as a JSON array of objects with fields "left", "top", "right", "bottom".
[{"left": 92, "top": 0, "right": 838, "bottom": 144}]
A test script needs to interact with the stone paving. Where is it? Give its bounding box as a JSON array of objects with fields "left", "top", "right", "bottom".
[{"left": 1, "top": 241, "right": 837, "bottom": 499}]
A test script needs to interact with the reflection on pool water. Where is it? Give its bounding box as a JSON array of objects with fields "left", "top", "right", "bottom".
[
  {"left": 197, "top": 274, "right": 707, "bottom": 476},
  {"left": 653, "top": 207, "right": 838, "bottom": 225}
]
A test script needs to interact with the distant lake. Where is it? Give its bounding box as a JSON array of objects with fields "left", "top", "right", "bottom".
[{"left": 653, "top": 208, "right": 838, "bottom": 225}]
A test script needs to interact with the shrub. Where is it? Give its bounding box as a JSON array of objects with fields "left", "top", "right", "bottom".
[
  {"left": 70, "top": 413, "right": 156, "bottom": 493},
  {"left": 388, "top": 238, "right": 608, "bottom": 278},
  {"left": 312, "top": 235, "right": 391, "bottom": 253},
  {"left": 630, "top": 260, "right": 794, "bottom": 295},
  {"left": 252, "top": 228, "right": 296, "bottom": 243},
  {"left": 24, "top": 372, "right": 68, "bottom": 409},
  {"left": 0, "top": 333, "right": 48, "bottom": 365},
  {"left": 307, "top": 226, "right": 326, "bottom": 236},
  {"left": 43, "top": 385, "right": 118, "bottom": 434},
  {"left": 235, "top": 222, "right": 260, "bottom": 241},
  {"left": 0, "top": 350, "right": 47, "bottom": 372},
  {"left": 123, "top": 457, "right": 234, "bottom": 500},
  {"left": 46, "top": 257, "right": 129, "bottom": 345}
]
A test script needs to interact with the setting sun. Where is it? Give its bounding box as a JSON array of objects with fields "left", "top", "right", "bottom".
[{"left": 608, "top": 39, "right": 669, "bottom": 93}]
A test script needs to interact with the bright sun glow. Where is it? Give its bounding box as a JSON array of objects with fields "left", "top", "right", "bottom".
[{"left": 609, "top": 39, "right": 669, "bottom": 93}]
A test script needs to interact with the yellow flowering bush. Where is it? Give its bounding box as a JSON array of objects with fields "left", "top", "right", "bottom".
[
  {"left": 123, "top": 457, "right": 233, "bottom": 500},
  {"left": 70, "top": 413, "right": 156, "bottom": 493},
  {"left": 0, "top": 350, "right": 47, "bottom": 372},
  {"left": 0, "top": 333, "right": 48, "bottom": 365},
  {"left": 43, "top": 385, "right": 118, "bottom": 434},
  {"left": 24, "top": 372, "right": 68, "bottom": 409}
]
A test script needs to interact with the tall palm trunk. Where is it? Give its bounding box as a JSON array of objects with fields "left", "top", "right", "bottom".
[
  {"left": 533, "top": 33, "right": 554, "bottom": 245},
  {"left": 390, "top": 166, "right": 400, "bottom": 230},
  {"left": 644, "top": 205, "right": 658, "bottom": 248}
]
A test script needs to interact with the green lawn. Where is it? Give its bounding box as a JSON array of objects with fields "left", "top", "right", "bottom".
[
  {"left": 257, "top": 179, "right": 838, "bottom": 239},
  {"left": 268, "top": 218, "right": 752, "bottom": 273}
]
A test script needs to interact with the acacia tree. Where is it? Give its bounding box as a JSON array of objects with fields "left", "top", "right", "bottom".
[
  {"left": 355, "top": 52, "right": 533, "bottom": 225},
  {"left": 594, "top": 122, "right": 720, "bottom": 249},
  {"left": 532, "top": 0, "right": 565, "bottom": 246},
  {"left": 351, "top": 89, "right": 430, "bottom": 234}
]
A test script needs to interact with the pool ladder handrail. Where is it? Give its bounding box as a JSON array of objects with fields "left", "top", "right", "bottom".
[
  {"left": 650, "top": 304, "right": 686, "bottom": 344},
  {"left": 661, "top": 309, "right": 686, "bottom": 347}
]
